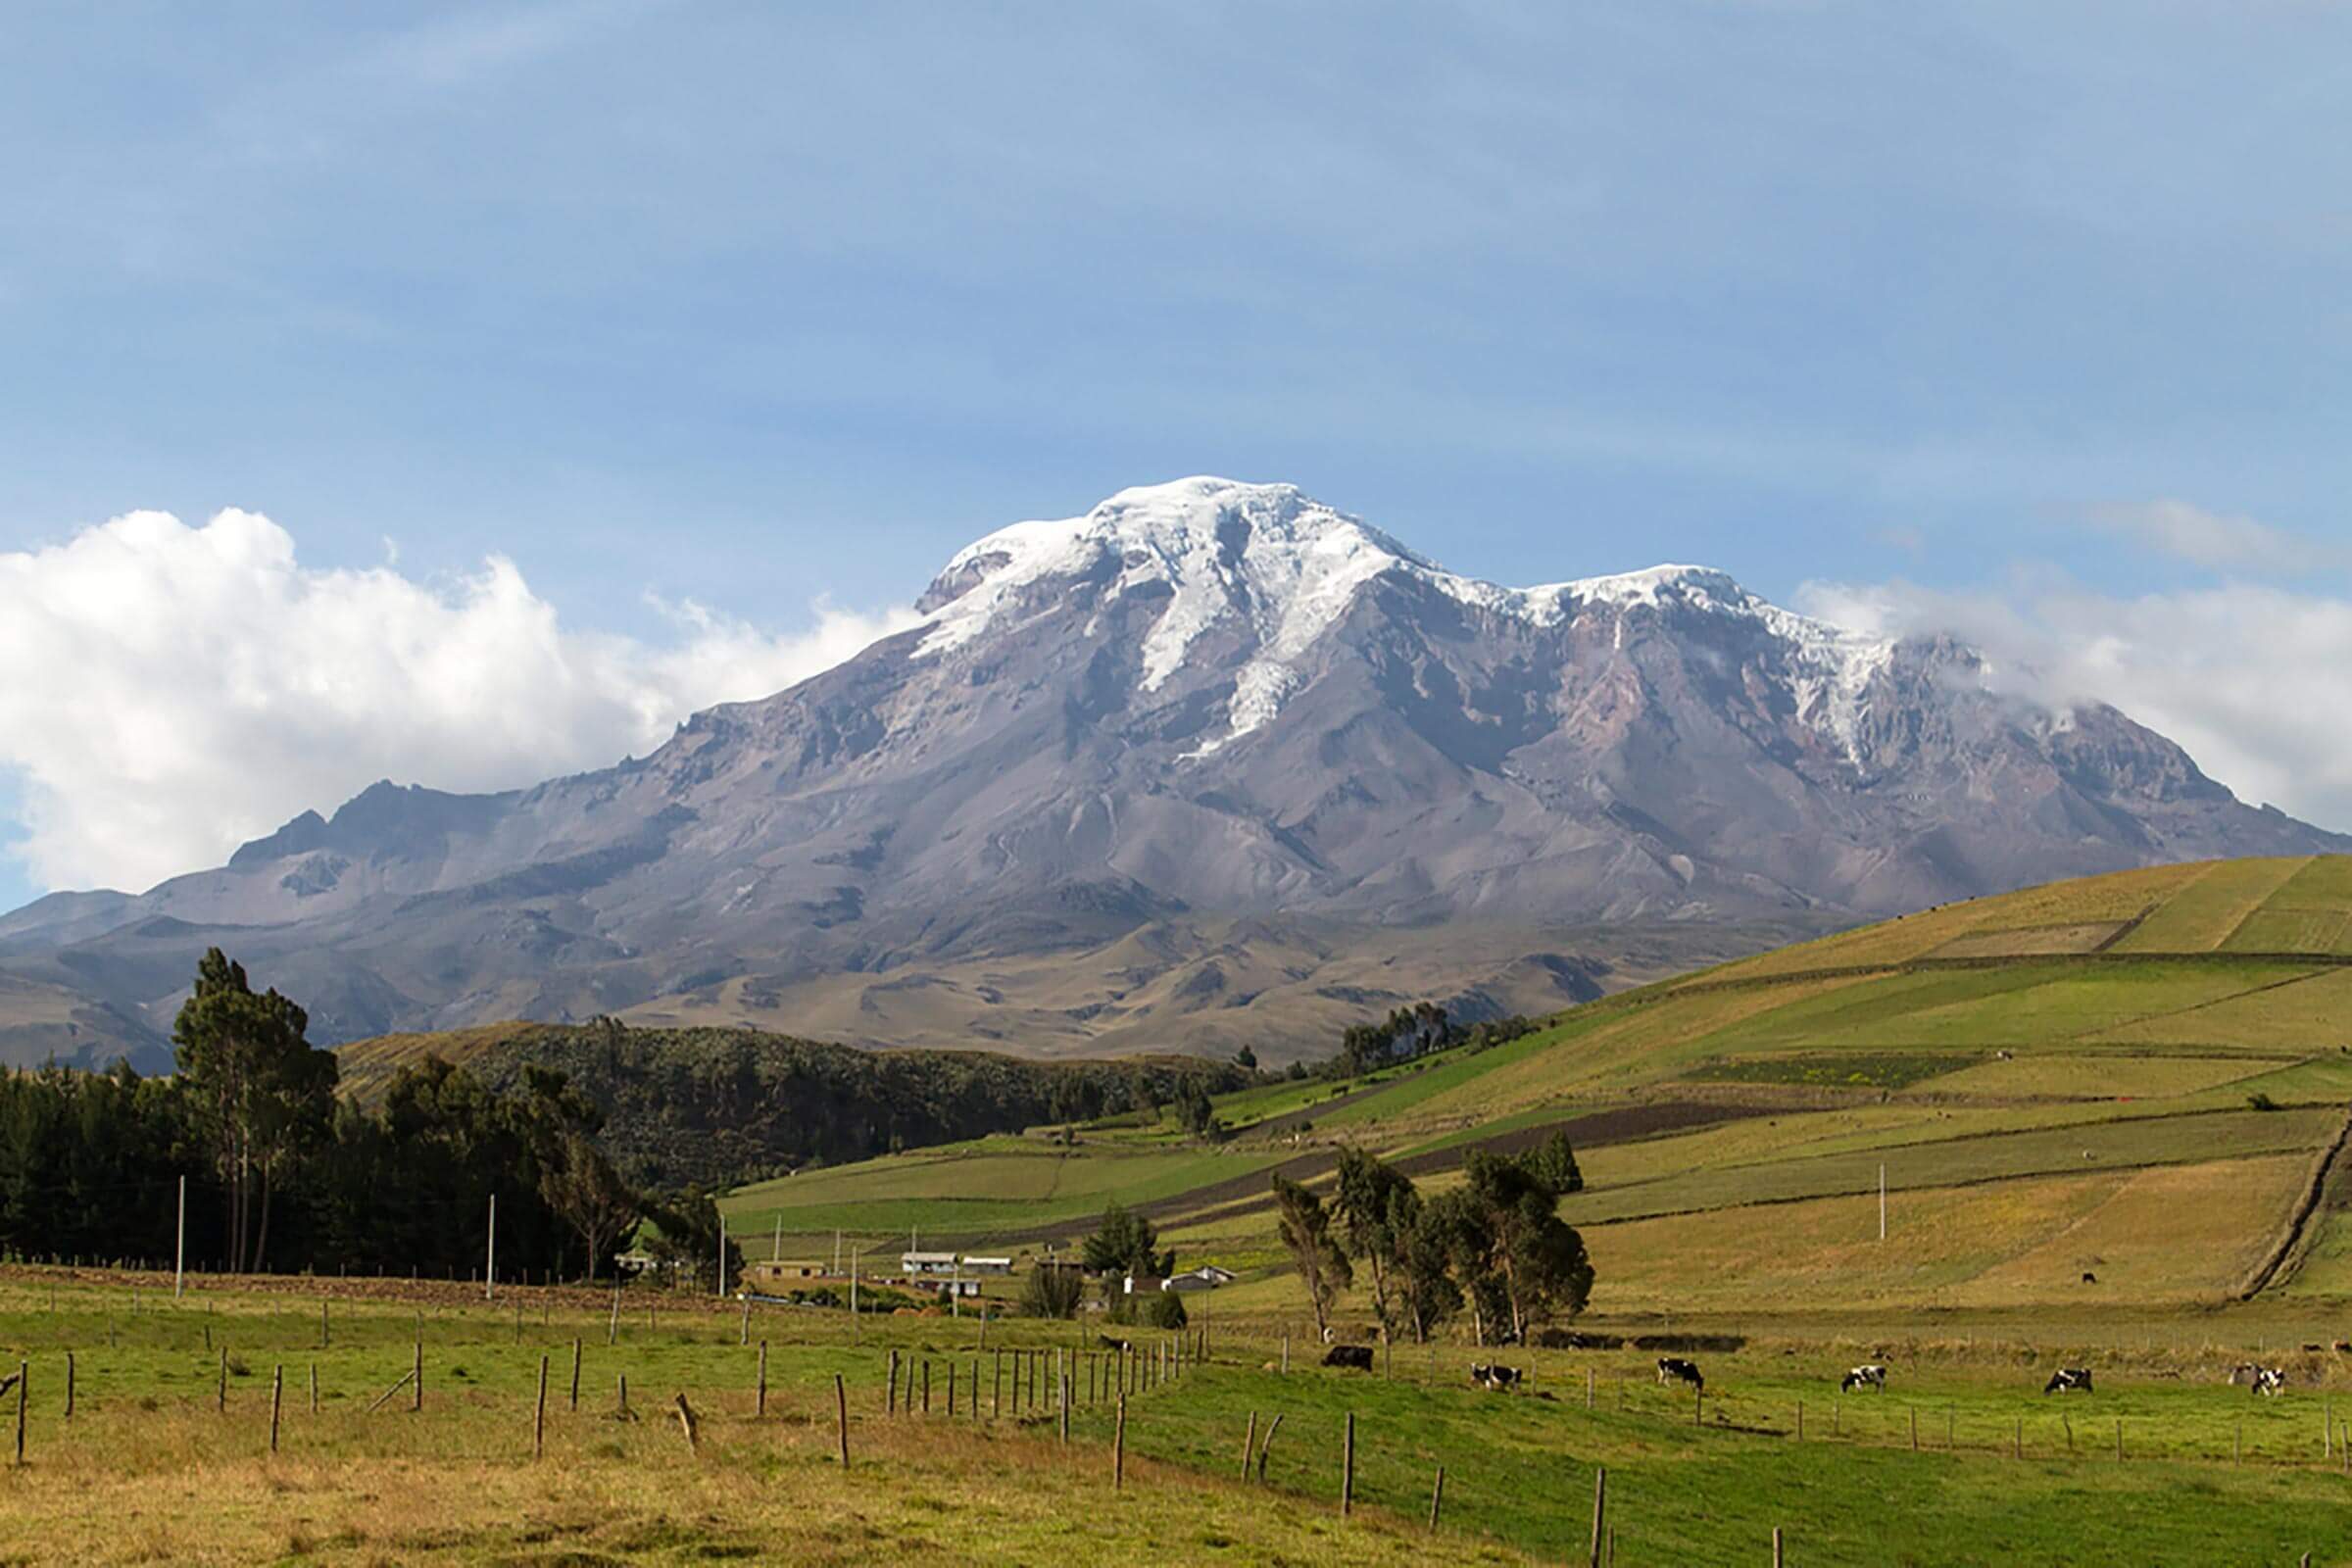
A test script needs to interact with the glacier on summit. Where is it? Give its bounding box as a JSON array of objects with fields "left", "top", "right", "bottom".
[{"left": 917, "top": 476, "right": 1895, "bottom": 760}]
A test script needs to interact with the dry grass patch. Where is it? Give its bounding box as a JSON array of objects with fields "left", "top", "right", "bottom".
[
  {"left": 1579, "top": 1173, "right": 2129, "bottom": 1311},
  {"left": 2109, "top": 857, "right": 2313, "bottom": 954},
  {"left": 1956, "top": 1153, "right": 2307, "bottom": 1305}
]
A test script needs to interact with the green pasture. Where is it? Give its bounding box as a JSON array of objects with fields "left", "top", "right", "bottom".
[{"left": 6, "top": 1274, "right": 2352, "bottom": 1565}]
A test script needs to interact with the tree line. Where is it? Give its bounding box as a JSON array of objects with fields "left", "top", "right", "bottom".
[
  {"left": 1273, "top": 1134, "right": 1592, "bottom": 1346},
  {"left": 1282, "top": 1004, "right": 1544, "bottom": 1082},
  {"left": 453, "top": 1019, "right": 1252, "bottom": 1190},
  {"left": 0, "top": 950, "right": 719, "bottom": 1285}
]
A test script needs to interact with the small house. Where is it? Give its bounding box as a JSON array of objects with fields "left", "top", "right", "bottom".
[
  {"left": 962, "top": 1255, "right": 1014, "bottom": 1276},
  {"left": 902, "top": 1250, "right": 960, "bottom": 1276},
  {"left": 746, "top": 1258, "right": 827, "bottom": 1286}
]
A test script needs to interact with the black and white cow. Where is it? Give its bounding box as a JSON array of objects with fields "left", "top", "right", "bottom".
[
  {"left": 2253, "top": 1367, "right": 2287, "bottom": 1397},
  {"left": 2042, "top": 1368, "right": 2094, "bottom": 1395},
  {"left": 1470, "top": 1363, "right": 1523, "bottom": 1392},
  {"left": 1656, "top": 1357, "right": 1703, "bottom": 1392},
  {"left": 1839, "top": 1364, "right": 1887, "bottom": 1394},
  {"left": 1322, "top": 1345, "right": 1375, "bottom": 1371}
]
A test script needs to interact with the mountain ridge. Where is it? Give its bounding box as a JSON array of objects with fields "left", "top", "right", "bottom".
[{"left": 2, "top": 476, "right": 2340, "bottom": 1067}]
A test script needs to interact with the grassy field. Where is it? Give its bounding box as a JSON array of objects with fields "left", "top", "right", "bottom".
[
  {"left": 215, "top": 857, "right": 2352, "bottom": 1559},
  {"left": 5, "top": 1270, "right": 2352, "bottom": 1565},
  {"left": 708, "top": 858, "right": 2352, "bottom": 1338}
]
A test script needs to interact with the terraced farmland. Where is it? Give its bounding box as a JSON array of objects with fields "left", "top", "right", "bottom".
[{"left": 719, "top": 856, "right": 2352, "bottom": 1325}]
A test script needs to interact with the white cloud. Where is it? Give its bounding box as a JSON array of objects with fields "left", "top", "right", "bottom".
[
  {"left": 2084, "top": 499, "right": 2310, "bottom": 571},
  {"left": 0, "top": 508, "right": 917, "bottom": 895},
  {"left": 1794, "top": 571, "right": 2352, "bottom": 835}
]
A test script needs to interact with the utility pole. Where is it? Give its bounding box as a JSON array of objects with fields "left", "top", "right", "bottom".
[
  {"left": 717, "top": 1213, "right": 728, "bottom": 1298},
  {"left": 174, "top": 1175, "right": 187, "bottom": 1299},
  {"left": 771, "top": 1213, "right": 782, "bottom": 1264},
  {"left": 485, "top": 1194, "right": 497, "bottom": 1301}
]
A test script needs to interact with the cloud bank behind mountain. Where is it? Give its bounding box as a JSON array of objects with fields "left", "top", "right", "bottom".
[{"left": 0, "top": 507, "right": 916, "bottom": 895}]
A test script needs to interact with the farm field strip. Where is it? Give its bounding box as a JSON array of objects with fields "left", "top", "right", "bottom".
[{"left": 1555, "top": 1107, "right": 2333, "bottom": 1227}]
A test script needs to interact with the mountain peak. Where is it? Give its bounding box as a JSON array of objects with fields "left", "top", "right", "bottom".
[{"left": 912, "top": 479, "right": 1891, "bottom": 757}]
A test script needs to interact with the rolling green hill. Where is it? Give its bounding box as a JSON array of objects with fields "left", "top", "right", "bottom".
[{"left": 717, "top": 856, "right": 2352, "bottom": 1318}]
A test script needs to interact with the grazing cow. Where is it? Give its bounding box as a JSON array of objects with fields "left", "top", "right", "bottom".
[
  {"left": 1470, "top": 1363, "right": 1524, "bottom": 1392},
  {"left": 2043, "top": 1368, "right": 2094, "bottom": 1395},
  {"left": 2227, "top": 1363, "right": 2262, "bottom": 1387},
  {"left": 1322, "top": 1345, "right": 1375, "bottom": 1371},
  {"left": 2081, "top": 1272, "right": 2097, "bottom": 1284},
  {"left": 1098, "top": 1335, "right": 1130, "bottom": 1351},
  {"left": 1656, "top": 1357, "right": 1703, "bottom": 1392},
  {"left": 2254, "top": 1367, "right": 2288, "bottom": 1397},
  {"left": 1840, "top": 1364, "right": 1887, "bottom": 1394}
]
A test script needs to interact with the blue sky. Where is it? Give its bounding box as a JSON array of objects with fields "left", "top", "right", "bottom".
[{"left": 3, "top": 2, "right": 2350, "bottom": 910}]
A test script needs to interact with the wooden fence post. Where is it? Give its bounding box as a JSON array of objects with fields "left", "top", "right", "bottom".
[
  {"left": 571, "top": 1340, "right": 583, "bottom": 1411},
  {"left": 617, "top": 1373, "right": 629, "bottom": 1419},
  {"left": 608, "top": 1287, "right": 619, "bottom": 1347},
  {"left": 310, "top": 1362, "right": 318, "bottom": 1416},
  {"left": 2114, "top": 1417, "right": 2123, "bottom": 1462},
  {"left": 1589, "top": 1466, "right": 1606, "bottom": 1568},
  {"left": 1773, "top": 1526, "right": 1784, "bottom": 1568},
  {"left": 673, "top": 1393, "right": 699, "bottom": 1451},
  {"left": 14, "top": 1360, "right": 26, "bottom": 1465},
  {"left": 1113, "top": 1394, "right": 1127, "bottom": 1491},
  {"left": 1430, "top": 1464, "right": 1445, "bottom": 1530},
  {"left": 413, "top": 1339, "right": 423, "bottom": 1413},
  {"left": 1909, "top": 1407, "right": 1919, "bottom": 1451},
  {"left": 64, "top": 1352, "right": 73, "bottom": 1420},
  {"left": 947, "top": 1358, "right": 956, "bottom": 1418},
  {"left": 888, "top": 1350, "right": 900, "bottom": 1416},
  {"left": 217, "top": 1348, "right": 227, "bottom": 1413},
  {"left": 835, "top": 1373, "right": 851, "bottom": 1467},
  {"left": 922, "top": 1358, "right": 931, "bottom": 1416},
  {"left": 1341, "top": 1411, "right": 1355, "bottom": 1517},
  {"left": 993, "top": 1349, "right": 1003, "bottom": 1418},
  {"left": 1242, "top": 1410, "right": 1257, "bottom": 1480},
  {"left": 1258, "top": 1412, "right": 1283, "bottom": 1483},
  {"left": 534, "top": 1356, "right": 549, "bottom": 1460},
  {"left": 1060, "top": 1371, "right": 1071, "bottom": 1444},
  {"left": 270, "top": 1365, "right": 283, "bottom": 1454},
  {"left": 1795, "top": 1399, "right": 1802, "bottom": 1442}
]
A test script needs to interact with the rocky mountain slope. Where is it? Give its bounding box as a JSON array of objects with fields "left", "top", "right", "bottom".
[{"left": 3, "top": 477, "right": 2339, "bottom": 1069}]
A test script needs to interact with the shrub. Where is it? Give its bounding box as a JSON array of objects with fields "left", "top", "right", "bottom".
[
  {"left": 1104, "top": 1288, "right": 1188, "bottom": 1329},
  {"left": 1020, "top": 1264, "right": 1085, "bottom": 1320}
]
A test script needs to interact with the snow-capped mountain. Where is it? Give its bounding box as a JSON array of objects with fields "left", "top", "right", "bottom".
[
  {"left": 918, "top": 479, "right": 1894, "bottom": 764},
  {"left": 3, "top": 477, "right": 2340, "bottom": 1066}
]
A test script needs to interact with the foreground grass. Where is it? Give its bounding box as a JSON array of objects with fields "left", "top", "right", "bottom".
[{"left": 4, "top": 1274, "right": 2352, "bottom": 1565}]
